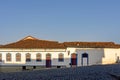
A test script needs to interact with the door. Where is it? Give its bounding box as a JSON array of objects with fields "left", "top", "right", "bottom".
[
  {"left": 46, "top": 53, "right": 51, "bottom": 68},
  {"left": 82, "top": 58, "right": 88, "bottom": 66},
  {"left": 82, "top": 53, "right": 89, "bottom": 66},
  {"left": 71, "top": 53, "right": 77, "bottom": 67}
]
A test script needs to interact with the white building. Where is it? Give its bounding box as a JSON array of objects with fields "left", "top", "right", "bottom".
[{"left": 0, "top": 36, "right": 120, "bottom": 69}]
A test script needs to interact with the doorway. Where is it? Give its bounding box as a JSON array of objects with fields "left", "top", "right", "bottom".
[
  {"left": 81, "top": 53, "right": 89, "bottom": 66},
  {"left": 46, "top": 53, "right": 51, "bottom": 68},
  {"left": 71, "top": 53, "right": 77, "bottom": 67}
]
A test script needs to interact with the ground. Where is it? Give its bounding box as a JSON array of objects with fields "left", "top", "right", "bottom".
[{"left": 0, "top": 64, "right": 120, "bottom": 80}]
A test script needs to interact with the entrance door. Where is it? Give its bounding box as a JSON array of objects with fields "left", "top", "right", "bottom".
[
  {"left": 82, "top": 58, "right": 88, "bottom": 66},
  {"left": 71, "top": 53, "right": 77, "bottom": 67},
  {"left": 46, "top": 53, "right": 51, "bottom": 68},
  {"left": 82, "top": 53, "right": 89, "bottom": 66}
]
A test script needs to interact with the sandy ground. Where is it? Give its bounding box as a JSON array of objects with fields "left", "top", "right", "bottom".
[{"left": 0, "top": 64, "right": 120, "bottom": 80}]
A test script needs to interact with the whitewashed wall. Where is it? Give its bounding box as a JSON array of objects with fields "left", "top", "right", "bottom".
[
  {"left": 76, "top": 48, "right": 120, "bottom": 66},
  {"left": 0, "top": 49, "right": 69, "bottom": 67},
  {"left": 102, "top": 48, "right": 120, "bottom": 64},
  {"left": 76, "top": 48, "right": 104, "bottom": 66},
  {"left": 1, "top": 48, "right": 120, "bottom": 67}
]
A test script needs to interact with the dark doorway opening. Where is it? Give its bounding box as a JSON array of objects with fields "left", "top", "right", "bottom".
[
  {"left": 71, "top": 53, "right": 77, "bottom": 67},
  {"left": 46, "top": 53, "right": 51, "bottom": 68}
]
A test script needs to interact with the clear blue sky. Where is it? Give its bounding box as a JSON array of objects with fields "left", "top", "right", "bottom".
[{"left": 0, "top": 0, "right": 120, "bottom": 44}]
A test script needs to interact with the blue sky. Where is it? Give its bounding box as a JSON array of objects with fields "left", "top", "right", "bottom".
[{"left": 0, "top": 0, "right": 120, "bottom": 44}]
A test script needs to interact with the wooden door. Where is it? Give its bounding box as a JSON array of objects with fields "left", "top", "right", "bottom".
[
  {"left": 71, "top": 53, "right": 77, "bottom": 67},
  {"left": 46, "top": 54, "right": 51, "bottom": 68}
]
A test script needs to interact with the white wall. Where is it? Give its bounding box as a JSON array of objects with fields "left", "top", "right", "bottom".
[
  {"left": 0, "top": 48, "right": 69, "bottom": 67},
  {"left": 76, "top": 48, "right": 104, "bottom": 66},
  {"left": 77, "top": 48, "right": 120, "bottom": 66},
  {"left": 1, "top": 48, "right": 120, "bottom": 67},
  {"left": 102, "top": 48, "right": 120, "bottom": 64}
]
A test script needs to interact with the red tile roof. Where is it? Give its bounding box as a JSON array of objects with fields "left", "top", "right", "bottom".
[
  {"left": 63, "top": 42, "right": 120, "bottom": 48},
  {"left": 0, "top": 36, "right": 120, "bottom": 49},
  {"left": 0, "top": 36, "right": 66, "bottom": 49}
]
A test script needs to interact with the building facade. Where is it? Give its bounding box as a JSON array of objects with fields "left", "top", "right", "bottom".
[{"left": 0, "top": 36, "right": 120, "bottom": 68}]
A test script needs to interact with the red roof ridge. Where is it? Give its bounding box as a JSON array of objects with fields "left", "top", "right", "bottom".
[{"left": 0, "top": 36, "right": 66, "bottom": 49}]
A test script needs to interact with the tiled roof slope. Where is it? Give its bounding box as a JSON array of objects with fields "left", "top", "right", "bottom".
[
  {"left": 63, "top": 42, "right": 120, "bottom": 48},
  {"left": 0, "top": 36, "right": 66, "bottom": 49},
  {"left": 0, "top": 36, "right": 120, "bottom": 49}
]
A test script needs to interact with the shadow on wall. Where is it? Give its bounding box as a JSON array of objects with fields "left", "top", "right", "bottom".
[
  {"left": 90, "top": 48, "right": 105, "bottom": 65},
  {"left": 76, "top": 48, "right": 106, "bottom": 66}
]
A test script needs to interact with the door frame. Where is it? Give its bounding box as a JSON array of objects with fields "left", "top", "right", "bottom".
[
  {"left": 81, "top": 53, "right": 89, "bottom": 66},
  {"left": 46, "top": 53, "right": 51, "bottom": 68},
  {"left": 71, "top": 53, "right": 77, "bottom": 67}
]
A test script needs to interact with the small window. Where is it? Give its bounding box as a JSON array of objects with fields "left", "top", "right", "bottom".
[
  {"left": 26, "top": 53, "right": 31, "bottom": 62},
  {"left": 0, "top": 54, "right": 2, "bottom": 62},
  {"left": 58, "top": 53, "right": 64, "bottom": 62},
  {"left": 36, "top": 53, "right": 42, "bottom": 62},
  {"left": 16, "top": 53, "right": 21, "bottom": 62},
  {"left": 6, "top": 53, "right": 11, "bottom": 62}
]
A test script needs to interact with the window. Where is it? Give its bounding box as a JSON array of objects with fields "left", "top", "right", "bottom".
[
  {"left": 0, "top": 54, "right": 2, "bottom": 62},
  {"left": 26, "top": 53, "right": 31, "bottom": 62},
  {"left": 58, "top": 53, "right": 64, "bottom": 62},
  {"left": 36, "top": 53, "right": 42, "bottom": 62},
  {"left": 16, "top": 53, "right": 21, "bottom": 62},
  {"left": 6, "top": 53, "right": 11, "bottom": 62}
]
